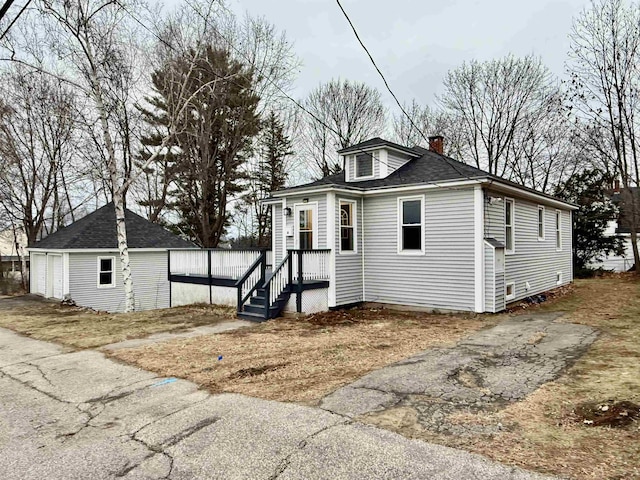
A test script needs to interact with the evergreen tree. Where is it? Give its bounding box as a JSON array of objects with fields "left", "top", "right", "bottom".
[
  {"left": 141, "top": 46, "right": 261, "bottom": 247},
  {"left": 243, "top": 111, "right": 293, "bottom": 246},
  {"left": 555, "top": 169, "right": 624, "bottom": 274}
]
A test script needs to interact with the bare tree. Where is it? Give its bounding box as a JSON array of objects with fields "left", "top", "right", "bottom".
[
  {"left": 299, "top": 79, "right": 386, "bottom": 177},
  {"left": 567, "top": 0, "right": 640, "bottom": 270},
  {"left": 440, "top": 55, "right": 557, "bottom": 177},
  {"left": 0, "top": 66, "right": 79, "bottom": 244},
  {"left": 391, "top": 99, "right": 466, "bottom": 157}
]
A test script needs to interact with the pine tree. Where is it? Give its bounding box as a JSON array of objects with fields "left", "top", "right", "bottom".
[
  {"left": 555, "top": 169, "right": 625, "bottom": 274},
  {"left": 244, "top": 111, "right": 293, "bottom": 246}
]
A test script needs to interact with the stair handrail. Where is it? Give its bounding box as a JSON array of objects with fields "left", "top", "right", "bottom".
[
  {"left": 235, "top": 250, "right": 267, "bottom": 314},
  {"left": 261, "top": 251, "right": 292, "bottom": 320}
]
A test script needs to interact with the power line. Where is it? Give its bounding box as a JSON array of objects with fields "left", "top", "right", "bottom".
[
  {"left": 334, "top": 0, "right": 471, "bottom": 180},
  {"left": 0, "top": 0, "right": 16, "bottom": 23},
  {"left": 0, "top": 0, "right": 31, "bottom": 41}
]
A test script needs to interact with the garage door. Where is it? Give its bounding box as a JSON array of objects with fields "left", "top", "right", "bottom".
[
  {"left": 32, "top": 254, "right": 46, "bottom": 295},
  {"left": 51, "top": 255, "right": 63, "bottom": 299}
]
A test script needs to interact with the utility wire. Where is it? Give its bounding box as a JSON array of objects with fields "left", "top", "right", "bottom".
[
  {"left": 0, "top": 0, "right": 16, "bottom": 23},
  {"left": 0, "top": 0, "right": 31, "bottom": 41},
  {"left": 335, "top": 0, "right": 472, "bottom": 180}
]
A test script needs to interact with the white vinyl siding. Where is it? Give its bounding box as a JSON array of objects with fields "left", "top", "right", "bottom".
[
  {"left": 386, "top": 150, "right": 412, "bottom": 173},
  {"left": 485, "top": 190, "right": 572, "bottom": 304},
  {"left": 364, "top": 187, "right": 476, "bottom": 311},
  {"left": 334, "top": 195, "right": 364, "bottom": 305},
  {"left": 272, "top": 203, "right": 283, "bottom": 265},
  {"left": 68, "top": 251, "right": 169, "bottom": 312}
]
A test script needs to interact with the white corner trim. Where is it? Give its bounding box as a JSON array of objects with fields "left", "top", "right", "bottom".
[
  {"left": 326, "top": 192, "right": 337, "bottom": 308},
  {"left": 282, "top": 197, "right": 288, "bottom": 260},
  {"left": 379, "top": 149, "right": 389, "bottom": 178},
  {"left": 474, "top": 185, "right": 485, "bottom": 313},
  {"left": 361, "top": 197, "right": 366, "bottom": 303},
  {"left": 63, "top": 252, "right": 70, "bottom": 297}
]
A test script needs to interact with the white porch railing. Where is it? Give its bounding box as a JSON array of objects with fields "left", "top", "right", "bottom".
[
  {"left": 290, "top": 249, "right": 330, "bottom": 282},
  {"left": 169, "top": 249, "right": 263, "bottom": 279}
]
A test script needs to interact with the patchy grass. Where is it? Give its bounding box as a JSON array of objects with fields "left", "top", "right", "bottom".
[
  {"left": 110, "top": 307, "right": 502, "bottom": 404},
  {"left": 362, "top": 275, "right": 640, "bottom": 480},
  {"left": 0, "top": 298, "right": 236, "bottom": 349}
]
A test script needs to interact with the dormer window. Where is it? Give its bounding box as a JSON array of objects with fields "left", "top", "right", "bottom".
[{"left": 354, "top": 152, "right": 376, "bottom": 179}]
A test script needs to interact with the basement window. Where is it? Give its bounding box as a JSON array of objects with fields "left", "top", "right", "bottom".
[
  {"left": 506, "top": 282, "right": 515, "bottom": 301},
  {"left": 97, "top": 257, "right": 115, "bottom": 288}
]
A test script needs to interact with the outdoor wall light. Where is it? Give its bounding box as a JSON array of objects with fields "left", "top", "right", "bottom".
[{"left": 284, "top": 207, "right": 292, "bottom": 216}]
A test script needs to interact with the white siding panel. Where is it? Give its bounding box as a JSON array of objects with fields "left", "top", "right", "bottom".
[
  {"left": 484, "top": 243, "right": 495, "bottom": 313},
  {"left": 484, "top": 190, "right": 573, "bottom": 303},
  {"left": 386, "top": 151, "right": 412, "bottom": 174},
  {"left": 273, "top": 203, "right": 283, "bottom": 265},
  {"left": 68, "top": 251, "right": 169, "bottom": 312},
  {"left": 363, "top": 187, "right": 476, "bottom": 311},
  {"left": 335, "top": 195, "right": 364, "bottom": 305}
]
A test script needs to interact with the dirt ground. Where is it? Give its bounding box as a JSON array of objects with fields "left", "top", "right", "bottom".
[
  {"left": 0, "top": 296, "right": 236, "bottom": 349},
  {"left": 110, "top": 307, "right": 503, "bottom": 404},
  {"left": 362, "top": 275, "right": 640, "bottom": 480}
]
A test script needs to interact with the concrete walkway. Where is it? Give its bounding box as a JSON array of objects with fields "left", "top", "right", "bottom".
[
  {"left": 321, "top": 313, "right": 598, "bottom": 436},
  {"left": 0, "top": 327, "right": 553, "bottom": 480}
]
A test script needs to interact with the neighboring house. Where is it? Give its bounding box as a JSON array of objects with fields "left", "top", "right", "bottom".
[
  {"left": 590, "top": 186, "right": 639, "bottom": 272},
  {"left": 0, "top": 227, "right": 28, "bottom": 275},
  {"left": 256, "top": 136, "right": 576, "bottom": 316},
  {"left": 28, "top": 203, "right": 194, "bottom": 312}
]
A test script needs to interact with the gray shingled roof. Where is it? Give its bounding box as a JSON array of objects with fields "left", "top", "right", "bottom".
[
  {"left": 278, "top": 141, "right": 575, "bottom": 207},
  {"left": 31, "top": 203, "right": 195, "bottom": 249}
]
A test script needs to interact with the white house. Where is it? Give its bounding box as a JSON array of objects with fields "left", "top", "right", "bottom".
[
  {"left": 234, "top": 136, "right": 576, "bottom": 320},
  {"left": 28, "top": 203, "right": 194, "bottom": 312}
]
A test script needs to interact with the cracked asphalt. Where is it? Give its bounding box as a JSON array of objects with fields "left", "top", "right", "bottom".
[
  {"left": 321, "top": 312, "right": 598, "bottom": 436},
  {"left": 0, "top": 325, "right": 554, "bottom": 479}
]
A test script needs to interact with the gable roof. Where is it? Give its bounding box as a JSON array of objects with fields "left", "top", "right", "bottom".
[
  {"left": 276, "top": 140, "right": 576, "bottom": 209},
  {"left": 336, "top": 137, "right": 420, "bottom": 157},
  {"left": 31, "top": 203, "right": 195, "bottom": 250}
]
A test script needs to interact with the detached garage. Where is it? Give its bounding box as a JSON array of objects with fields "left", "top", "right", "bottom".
[{"left": 28, "top": 202, "right": 194, "bottom": 312}]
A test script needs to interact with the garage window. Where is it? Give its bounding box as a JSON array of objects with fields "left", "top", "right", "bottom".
[{"left": 97, "top": 257, "right": 115, "bottom": 288}]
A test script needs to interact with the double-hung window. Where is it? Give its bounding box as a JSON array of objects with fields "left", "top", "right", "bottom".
[
  {"left": 505, "top": 199, "right": 515, "bottom": 253},
  {"left": 398, "top": 196, "right": 424, "bottom": 253},
  {"left": 354, "top": 152, "right": 375, "bottom": 179},
  {"left": 555, "top": 210, "right": 562, "bottom": 250},
  {"left": 538, "top": 206, "right": 545, "bottom": 240},
  {"left": 340, "top": 200, "right": 356, "bottom": 253},
  {"left": 97, "top": 257, "right": 115, "bottom": 288}
]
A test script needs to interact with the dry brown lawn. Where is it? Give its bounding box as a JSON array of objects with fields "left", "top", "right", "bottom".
[
  {"left": 362, "top": 275, "right": 640, "bottom": 480},
  {"left": 110, "top": 308, "right": 502, "bottom": 404},
  {"left": 0, "top": 298, "right": 236, "bottom": 349}
]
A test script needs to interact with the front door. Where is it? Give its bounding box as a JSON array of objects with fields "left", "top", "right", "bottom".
[{"left": 294, "top": 204, "right": 318, "bottom": 250}]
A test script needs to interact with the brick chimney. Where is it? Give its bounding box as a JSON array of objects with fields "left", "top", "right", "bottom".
[{"left": 428, "top": 135, "right": 444, "bottom": 155}]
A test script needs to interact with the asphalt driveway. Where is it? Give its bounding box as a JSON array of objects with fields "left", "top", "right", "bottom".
[
  {"left": 321, "top": 312, "right": 598, "bottom": 436},
  {"left": 0, "top": 325, "right": 553, "bottom": 480}
]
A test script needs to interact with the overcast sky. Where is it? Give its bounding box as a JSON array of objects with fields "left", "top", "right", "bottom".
[{"left": 226, "top": 0, "right": 590, "bottom": 111}]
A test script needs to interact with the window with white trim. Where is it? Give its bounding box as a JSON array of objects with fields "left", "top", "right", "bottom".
[
  {"left": 506, "top": 282, "right": 515, "bottom": 301},
  {"left": 354, "top": 152, "right": 376, "bottom": 179},
  {"left": 398, "top": 196, "right": 423, "bottom": 253},
  {"left": 505, "top": 199, "right": 515, "bottom": 253},
  {"left": 340, "top": 200, "right": 356, "bottom": 252},
  {"left": 555, "top": 210, "right": 562, "bottom": 250},
  {"left": 98, "top": 257, "right": 115, "bottom": 288},
  {"left": 538, "top": 206, "right": 545, "bottom": 240}
]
